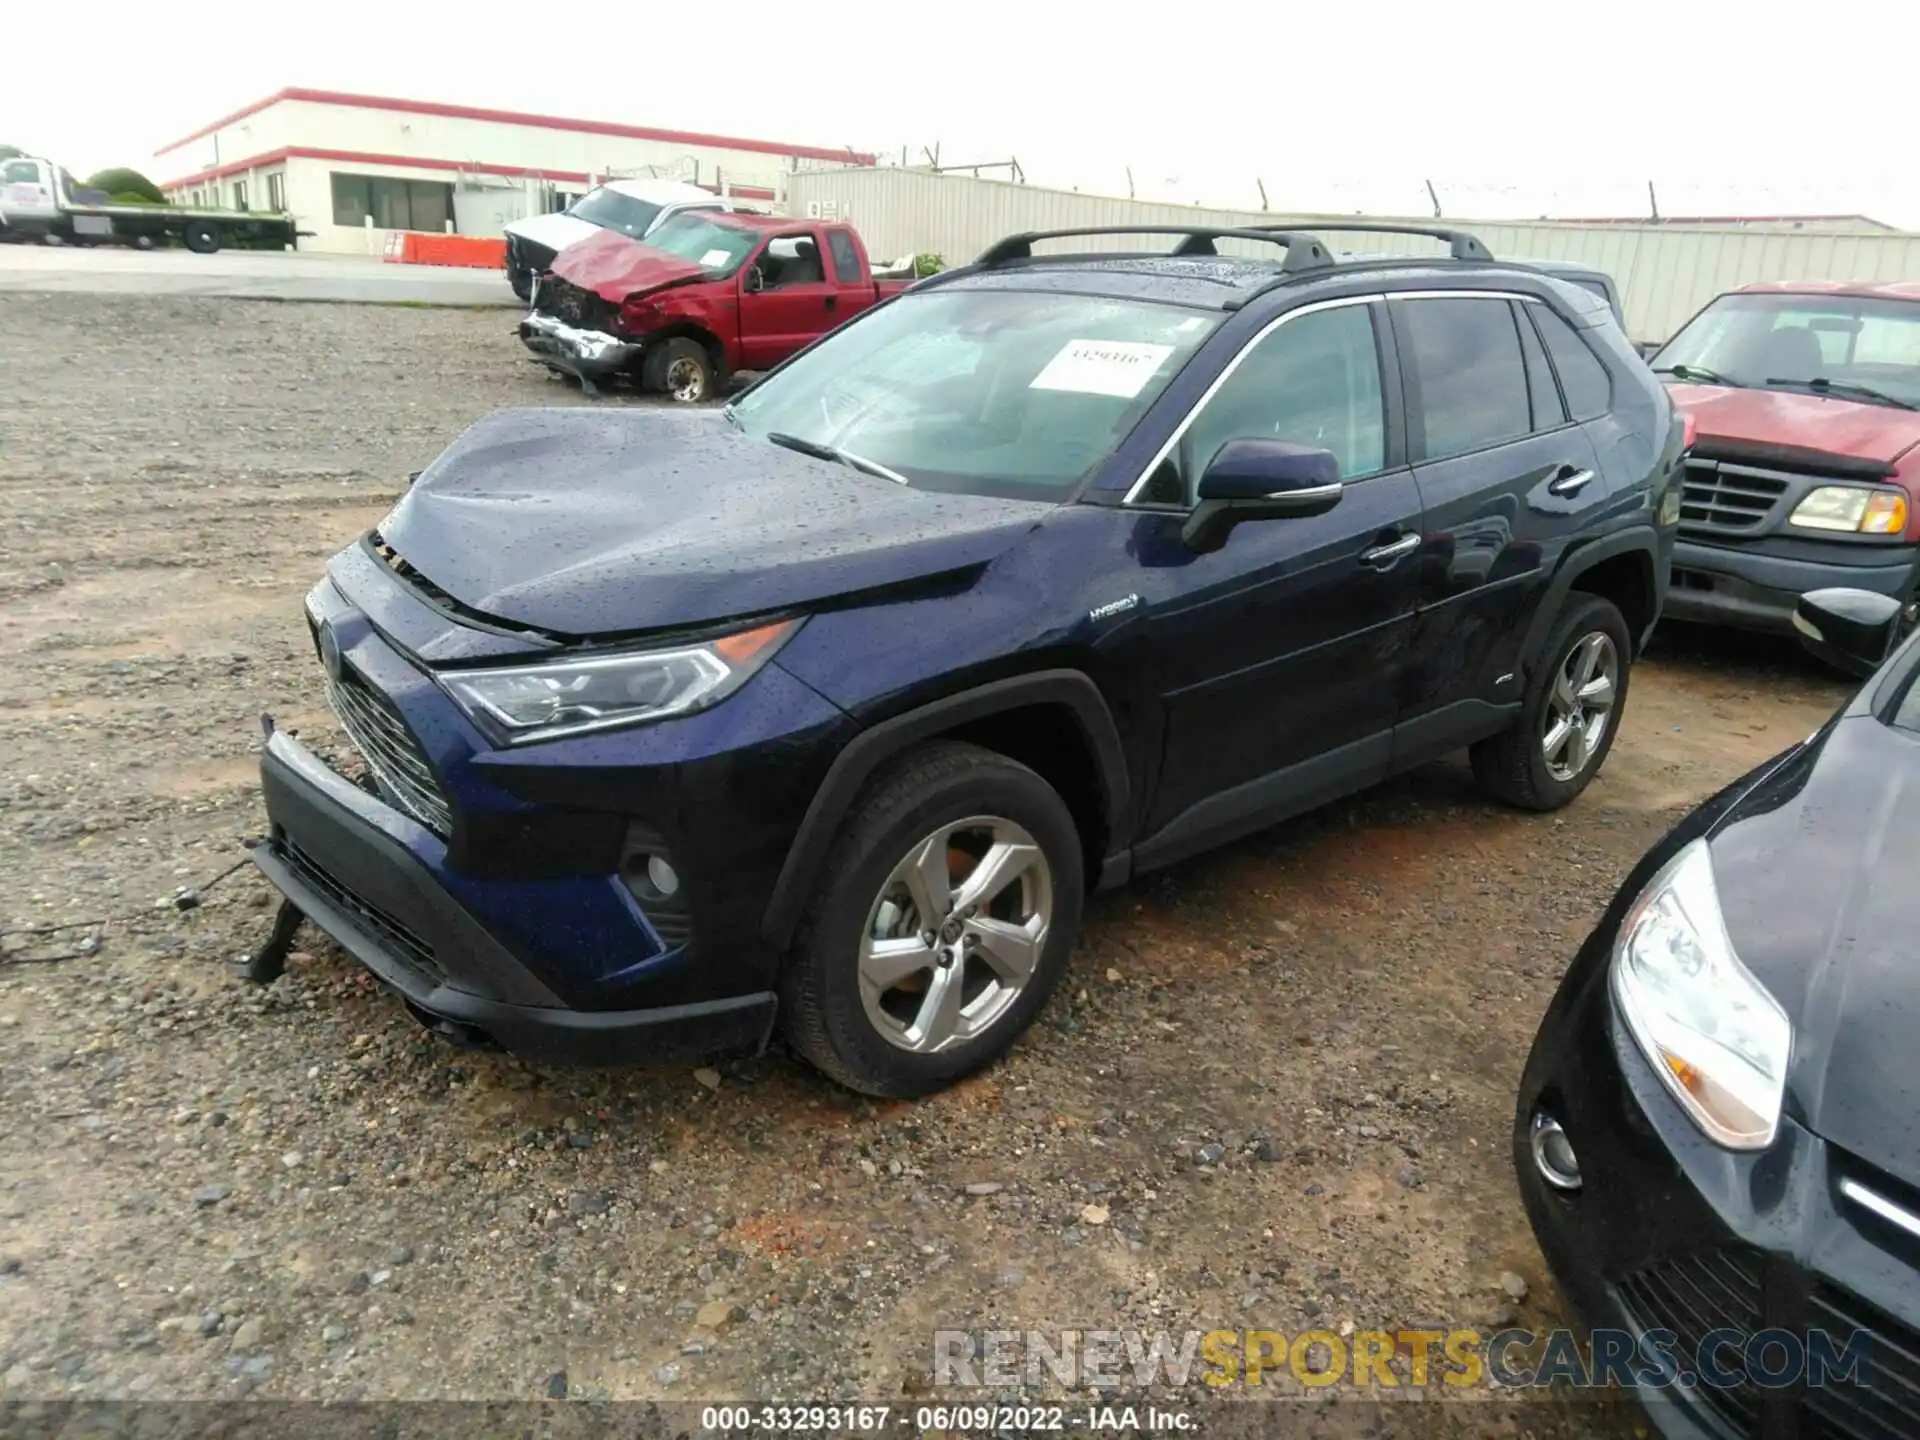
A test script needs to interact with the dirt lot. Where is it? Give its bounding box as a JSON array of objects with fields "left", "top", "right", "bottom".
[{"left": 0, "top": 293, "right": 1855, "bottom": 1432}]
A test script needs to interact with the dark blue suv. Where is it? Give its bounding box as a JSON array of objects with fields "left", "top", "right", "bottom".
[{"left": 252, "top": 223, "right": 1683, "bottom": 1097}]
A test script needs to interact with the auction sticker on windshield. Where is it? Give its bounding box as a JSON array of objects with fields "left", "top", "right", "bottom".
[
  {"left": 700, "top": 249, "right": 732, "bottom": 267},
  {"left": 1030, "top": 340, "right": 1176, "bottom": 399}
]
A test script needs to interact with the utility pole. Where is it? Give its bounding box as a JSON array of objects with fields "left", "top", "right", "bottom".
[
  {"left": 1256, "top": 177, "right": 1269, "bottom": 211},
  {"left": 1424, "top": 179, "right": 1442, "bottom": 218},
  {"left": 1648, "top": 180, "right": 1661, "bottom": 222}
]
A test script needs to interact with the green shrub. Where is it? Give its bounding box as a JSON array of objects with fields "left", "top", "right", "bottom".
[
  {"left": 913, "top": 253, "right": 945, "bottom": 278},
  {"left": 109, "top": 192, "right": 159, "bottom": 206},
  {"left": 84, "top": 168, "right": 164, "bottom": 204}
]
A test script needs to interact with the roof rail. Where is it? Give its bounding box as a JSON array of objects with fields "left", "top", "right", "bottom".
[
  {"left": 976, "top": 226, "right": 1334, "bottom": 274},
  {"left": 1246, "top": 221, "right": 1493, "bottom": 262}
]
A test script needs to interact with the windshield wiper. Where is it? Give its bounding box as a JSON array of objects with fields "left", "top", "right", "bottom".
[
  {"left": 765, "top": 431, "right": 910, "bottom": 485},
  {"left": 1765, "top": 376, "right": 1919, "bottom": 412},
  {"left": 1654, "top": 363, "right": 1742, "bottom": 387}
]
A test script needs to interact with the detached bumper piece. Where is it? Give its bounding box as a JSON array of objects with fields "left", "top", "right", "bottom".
[
  {"left": 519, "top": 311, "right": 641, "bottom": 390},
  {"left": 250, "top": 725, "right": 775, "bottom": 1066}
]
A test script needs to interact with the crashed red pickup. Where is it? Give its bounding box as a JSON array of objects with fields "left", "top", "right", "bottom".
[{"left": 520, "top": 211, "right": 913, "bottom": 401}]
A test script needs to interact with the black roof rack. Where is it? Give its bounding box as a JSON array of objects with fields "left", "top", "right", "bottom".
[
  {"left": 1244, "top": 221, "right": 1493, "bottom": 262},
  {"left": 976, "top": 226, "right": 1334, "bottom": 274}
]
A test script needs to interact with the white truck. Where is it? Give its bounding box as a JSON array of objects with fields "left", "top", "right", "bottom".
[
  {"left": 0, "top": 156, "right": 299, "bottom": 253},
  {"left": 503, "top": 176, "right": 750, "bottom": 300}
]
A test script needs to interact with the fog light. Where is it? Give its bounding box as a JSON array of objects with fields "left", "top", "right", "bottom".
[
  {"left": 619, "top": 822, "right": 693, "bottom": 949},
  {"left": 1530, "top": 1111, "right": 1583, "bottom": 1192},
  {"left": 646, "top": 854, "right": 681, "bottom": 898}
]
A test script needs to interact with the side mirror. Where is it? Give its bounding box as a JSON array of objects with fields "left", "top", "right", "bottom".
[
  {"left": 743, "top": 266, "right": 765, "bottom": 294},
  {"left": 1793, "top": 587, "right": 1903, "bottom": 677},
  {"left": 1182, "top": 439, "right": 1342, "bottom": 553}
]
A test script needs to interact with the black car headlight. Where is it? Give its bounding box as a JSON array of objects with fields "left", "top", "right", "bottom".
[
  {"left": 440, "top": 619, "right": 796, "bottom": 745},
  {"left": 1610, "top": 839, "right": 1792, "bottom": 1150}
]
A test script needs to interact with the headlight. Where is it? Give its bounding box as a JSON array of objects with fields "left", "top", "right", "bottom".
[
  {"left": 440, "top": 618, "right": 797, "bottom": 744},
  {"left": 1610, "top": 839, "right": 1791, "bottom": 1149},
  {"left": 1789, "top": 485, "right": 1908, "bottom": 535}
]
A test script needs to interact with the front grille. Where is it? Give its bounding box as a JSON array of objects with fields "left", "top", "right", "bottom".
[
  {"left": 1679, "top": 458, "right": 1792, "bottom": 537},
  {"left": 280, "top": 838, "right": 444, "bottom": 985},
  {"left": 533, "top": 274, "right": 620, "bottom": 333},
  {"left": 325, "top": 663, "right": 453, "bottom": 837},
  {"left": 1616, "top": 1246, "right": 1766, "bottom": 1433},
  {"left": 1803, "top": 1285, "right": 1920, "bottom": 1439}
]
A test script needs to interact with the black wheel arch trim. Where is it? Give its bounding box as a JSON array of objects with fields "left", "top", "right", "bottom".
[
  {"left": 760, "top": 669, "right": 1131, "bottom": 949},
  {"left": 1519, "top": 525, "right": 1663, "bottom": 675}
]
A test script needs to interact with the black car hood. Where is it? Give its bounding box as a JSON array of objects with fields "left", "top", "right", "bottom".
[
  {"left": 378, "top": 408, "right": 1046, "bottom": 637},
  {"left": 1709, "top": 714, "right": 1920, "bottom": 1186}
]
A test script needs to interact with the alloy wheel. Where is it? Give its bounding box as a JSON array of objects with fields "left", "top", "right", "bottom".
[
  {"left": 858, "top": 816, "right": 1052, "bottom": 1054},
  {"left": 1542, "top": 631, "right": 1619, "bottom": 783}
]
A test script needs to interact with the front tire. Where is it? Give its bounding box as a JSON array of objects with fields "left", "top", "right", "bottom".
[
  {"left": 183, "top": 220, "right": 220, "bottom": 254},
  {"left": 1473, "top": 594, "right": 1631, "bottom": 811},
  {"left": 781, "top": 742, "right": 1084, "bottom": 1098},
  {"left": 642, "top": 338, "right": 715, "bottom": 403}
]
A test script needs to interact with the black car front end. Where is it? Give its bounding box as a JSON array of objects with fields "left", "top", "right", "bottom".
[{"left": 1517, "top": 662, "right": 1920, "bottom": 1438}]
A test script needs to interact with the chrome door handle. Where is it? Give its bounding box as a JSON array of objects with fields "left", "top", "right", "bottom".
[
  {"left": 1360, "top": 533, "right": 1421, "bottom": 565},
  {"left": 1548, "top": 468, "right": 1595, "bottom": 498}
]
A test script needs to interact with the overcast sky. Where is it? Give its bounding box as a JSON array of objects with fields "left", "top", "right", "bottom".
[{"left": 8, "top": 1, "right": 1919, "bottom": 226}]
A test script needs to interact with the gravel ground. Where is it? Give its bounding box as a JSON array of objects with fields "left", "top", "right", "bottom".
[{"left": 0, "top": 293, "right": 1856, "bottom": 1434}]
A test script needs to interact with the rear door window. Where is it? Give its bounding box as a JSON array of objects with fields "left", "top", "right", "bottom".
[{"left": 1396, "top": 298, "right": 1533, "bottom": 461}]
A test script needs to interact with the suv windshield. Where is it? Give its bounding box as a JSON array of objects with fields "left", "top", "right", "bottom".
[
  {"left": 728, "top": 288, "right": 1220, "bottom": 501},
  {"left": 566, "top": 187, "right": 666, "bottom": 240},
  {"left": 643, "top": 214, "right": 758, "bottom": 276},
  {"left": 1654, "top": 292, "right": 1920, "bottom": 408}
]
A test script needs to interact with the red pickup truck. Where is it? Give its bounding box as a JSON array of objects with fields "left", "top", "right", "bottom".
[
  {"left": 520, "top": 212, "right": 913, "bottom": 401},
  {"left": 1647, "top": 280, "right": 1920, "bottom": 647}
]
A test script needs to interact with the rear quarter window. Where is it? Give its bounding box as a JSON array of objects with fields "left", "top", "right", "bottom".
[{"left": 1531, "top": 306, "right": 1613, "bottom": 421}]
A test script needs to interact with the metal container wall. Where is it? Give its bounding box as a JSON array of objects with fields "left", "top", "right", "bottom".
[{"left": 787, "top": 168, "right": 1920, "bottom": 343}]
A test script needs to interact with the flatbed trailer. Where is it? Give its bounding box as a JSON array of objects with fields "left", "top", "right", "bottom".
[{"left": 0, "top": 156, "right": 298, "bottom": 253}]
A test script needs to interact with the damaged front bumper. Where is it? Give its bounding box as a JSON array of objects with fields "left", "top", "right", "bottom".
[{"left": 518, "top": 311, "right": 641, "bottom": 382}]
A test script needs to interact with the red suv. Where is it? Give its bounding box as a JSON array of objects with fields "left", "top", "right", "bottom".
[{"left": 1650, "top": 281, "right": 1920, "bottom": 641}]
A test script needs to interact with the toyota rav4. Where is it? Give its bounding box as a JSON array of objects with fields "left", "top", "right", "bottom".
[{"left": 252, "top": 223, "right": 1683, "bottom": 1097}]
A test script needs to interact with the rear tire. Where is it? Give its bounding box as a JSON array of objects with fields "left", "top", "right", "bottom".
[
  {"left": 781, "top": 742, "right": 1084, "bottom": 1098},
  {"left": 642, "top": 338, "right": 715, "bottom": 403},
  {"left": 1472, "top": 594, "right": 1632, "bottom": 811},
  {"left": 183, "top": 220, "right": 219, "bottom": 254}
]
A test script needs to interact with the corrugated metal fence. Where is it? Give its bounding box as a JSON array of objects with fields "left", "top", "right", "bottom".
[{"left": 787, "top": 168, "right": 1920, "bottom": 343}]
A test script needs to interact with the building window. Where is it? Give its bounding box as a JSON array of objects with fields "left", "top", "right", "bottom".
[
  {"left": 329, "top": 172, "right": 455, "bottom": 233},
  {"left": 232, "top": 180, "right": 248, "bottom": 212},
  {"left": 266, "top": 172, "right": 284, "bottom": 212}
]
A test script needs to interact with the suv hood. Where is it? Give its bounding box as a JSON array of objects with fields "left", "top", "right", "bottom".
[
  {"left": 548, "top": 229, "right": 710, "bottom": 305},
  {"left": 378, "top": 408, "right": 1045, "bottom": 637},
  {"left": 1708, "top": 714, "right": 1920, "bottom": 1186},
  {"left": 1670, "top": 381, "right": 1920, "bottom": 468}
]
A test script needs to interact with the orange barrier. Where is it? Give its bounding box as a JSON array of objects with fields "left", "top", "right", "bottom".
[{"left": 383, "top": 232, "right": 509, "bottom": 270}]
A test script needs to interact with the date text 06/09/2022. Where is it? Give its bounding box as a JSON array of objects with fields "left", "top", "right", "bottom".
[{"left": 699, "top": 1404, "right": 1195, "bottom": 1433}]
